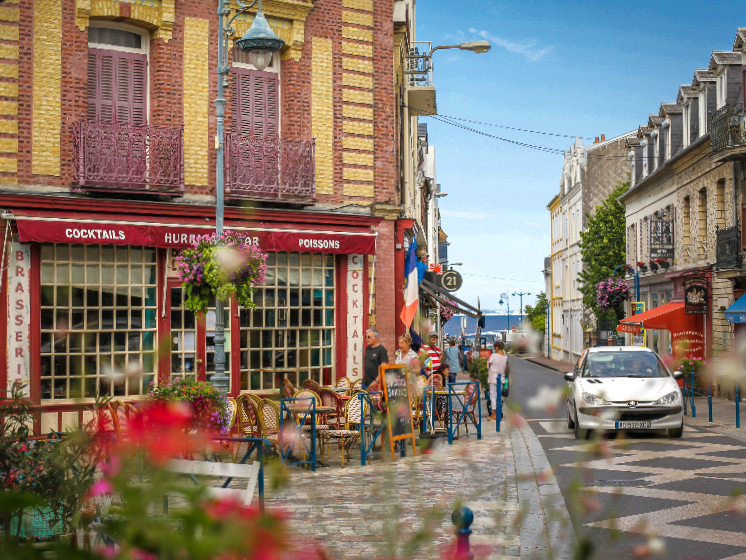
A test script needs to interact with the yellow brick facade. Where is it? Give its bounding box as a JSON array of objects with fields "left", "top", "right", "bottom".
[
  {"left": 343, "top": 184, "right": 374, "bottom": 197},
  {"left": 343, "top": 152, "right": 374, "bottom": 167},
  {"left": 32, "top": 0, "right": 61, "bottom": 175},
  {"left": 342, "top": 41, "right": 373, "bottom": 58},
  {"left": 0, "top": 137, "right": 17, "bottom": 153},
  {"left": 342, "top": 72, "right": 373, "bottom": 89},
  {"left": 342, "top": 11, "right": 373, "bottom": 27},
  {"left": 0, "top": 63, "right": 17, "bottom": 79},
  {"left": 0, "top": 101, "right": 17, "bottom": 115},
  {"left": 342, "top": 26, "right": 373, "bottom": 43},
  {"left": 0, "top": 157, "right": 17, "bottom": 173},
  {"left": 342, "top": 137, "right": 374, "bottom": 151},
  {"left": 0, "top": 44, "right": 18, "bottom": 60},
  {"left": 182, "top": 17, "right": 210, "bottom": 187},
  {"left": 342, "top": 105, "right": 373, "bottom": 120},
  {"left": 343, "top": 168, "right": 374, "bottom": 182},
  {"left": 312, "top": 37, "right": 334, "bottom": 196},
  {"left": 0, "top": 25, "right": 19, "bottom": 42},
  {"left": 342, "top": 58, "right": 373, "bottom": 74},
  {"left": 342, "top": 89, "right": 373, "bottom": 105},
  {"left": 0, "top": 119, "right": 17, "bottom": 135},
  {"left": 0, "top": 82, "right": 18, "bottom": 98},
  {"left": 0, "top": 7, "right": 19, "bottom": 23},
  {"left": 342, "top": 0, "right": 374, "bottom": 11},
  {"left": 343, "top": 121, "right": 373, "bottom": 136}
]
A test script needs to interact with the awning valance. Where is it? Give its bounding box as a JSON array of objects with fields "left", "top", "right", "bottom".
[
  {"left": 9, "top": 212, "right": 377, "bottom": 255},
  {"left": 725, "top": 294, "right": 746, "bottom": 324},
  {"left": 617, "top": 301, "right": 704, "bottom": 358}
]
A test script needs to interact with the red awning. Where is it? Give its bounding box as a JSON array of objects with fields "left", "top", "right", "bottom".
[
  {"left": 11, "top": 212, "right": 377, "bottom": 255},
  {"left": 617, "top": 301, "right": 705, "bottom": 358}
]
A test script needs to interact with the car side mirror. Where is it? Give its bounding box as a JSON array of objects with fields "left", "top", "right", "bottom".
[
  {"left": 672, "top": 370, "right": 684, "bottom": 380},
  {"left": 564, "top": 372, "right": 576, "bottom": 382}
]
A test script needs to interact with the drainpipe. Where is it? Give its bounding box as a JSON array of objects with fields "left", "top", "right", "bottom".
[{"left": 733, "top": 161, "right": 739, "bottom": 227}]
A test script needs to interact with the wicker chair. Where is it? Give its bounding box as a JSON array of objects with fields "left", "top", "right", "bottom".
[
  {"left": 319, "top": 388, "right": 345, "bottom": 429},
  {"left": 320, "top": 396, "right": 365, "bottom": 467},
  {"left": 258, "top": 399, "right": 281, "bottom": 447},
  {"left": 109, "top": 400, "right": 133, "bottom": 440},
  {"left": 235, "top": 394, "right": 262, "bottom": 439},
  {"left": 301, "top": 378, "right": 323, "bottom": 393},
  {"left": 351, "top": 379, "right": 363, "bottom": 391},
  {"left": 335, "top": 376, "right": 350, "bottom": 390},
  {"left": 291, "top": 390, "right": 328, "bottom": 432},
  {"left": 431, "top": 374, "right": 444, "bottom": 390}
]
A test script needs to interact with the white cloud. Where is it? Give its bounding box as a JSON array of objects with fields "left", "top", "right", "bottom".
[
  {"left": 478, "top": 31, "right": 553, "bottom": 62},
  {"left": 525, "top": 221, "right": 544, "bottom": 227}
]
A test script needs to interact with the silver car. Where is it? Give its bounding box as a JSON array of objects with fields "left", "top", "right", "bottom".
[{"left": 565, "top": 346, "right": 685, "bottom": 439}]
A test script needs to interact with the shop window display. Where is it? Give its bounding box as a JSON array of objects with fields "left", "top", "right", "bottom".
[
  {"left": 40, "top": 244, "right": 157, "bottom": 400},
  {"left": 239, "top": 252, "right": 335, "bottom": 390}
]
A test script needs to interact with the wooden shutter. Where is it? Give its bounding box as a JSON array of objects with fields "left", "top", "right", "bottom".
[
  {"left": 87, "top": 48, "right": 147, "bottom": 124},
  {"left": 231, "top": 68, "right": 279, "bottom": 137}
]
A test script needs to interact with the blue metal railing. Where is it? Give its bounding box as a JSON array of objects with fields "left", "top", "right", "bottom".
[
  {"left": 279, "top": 397, "right": 317, "bottom": 472},
  {"left": 447, "top": 381, "right": 481, "bottom": 444},
  {"left": 358, "top": 391, "right": 386, "bottom": 465}
]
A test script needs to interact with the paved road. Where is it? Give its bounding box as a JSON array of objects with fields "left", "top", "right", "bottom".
[{"left": 508, "top": 356, "right": 746, "bottom": 560}]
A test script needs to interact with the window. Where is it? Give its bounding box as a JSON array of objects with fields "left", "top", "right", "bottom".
[
  {"left": 665, "top": 123, "right": 672, "bottom": 160},
  {"left": 717, "top": 73, "right": 727, "bottom": 109},
  {"left": 716, "top": 180, "right": 726, "bottom": 228},
  {"left": 238, "top": 252, "right": 335, "bottom": 390},
  {"left": 682, "top": 104, "right": 691, "bottom": 146},
  {"left": 231, "top": 48, "right": 280, "bottom": 137},
  {"left": 698, "top": 91, "right": 708, "bottom": 136},
  {"left": 87, "top": 25, "right": 148, "bottom": 125},
  {"left": 698, "top": 188, "right": 708, "bottom": 259},
  {"left": 683, "top": 196, "right": 691, "bottom": 253},
  {"left": 40, "top": 244, "right": 158, "bottom": 401}
]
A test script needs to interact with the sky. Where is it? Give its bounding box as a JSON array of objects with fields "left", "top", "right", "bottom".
[{"left": 416, "top": 0, "right": 745, "bottom": 312}]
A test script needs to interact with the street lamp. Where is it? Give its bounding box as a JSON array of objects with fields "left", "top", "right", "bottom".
[
  {"left": 513, "top": 291, "right": 531, "bottom": 330},
  {"left": 211, "top": 0, "right": 284, "bottom": 392},
  {"left": 499, "top": 293, "right": 510, "bottom": 332},
  {"left": 430, "top": 40, "right": 492, "bottom": 56}
]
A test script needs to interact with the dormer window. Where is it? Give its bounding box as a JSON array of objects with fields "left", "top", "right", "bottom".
[
  {"left": 641, "top": 139, "right": 649, "bottom": 177},
  {"left": 664, "top": 120, "right": 672, "bottom": 160},
  {"left": 651, "top": 130, "right": 659, "bottom": 171},
  {"left": 717, "top": 73, "right": 727, "bottom": 109},
  {"left": 698, "top": 91, "right": 708, "bottom": 136}
]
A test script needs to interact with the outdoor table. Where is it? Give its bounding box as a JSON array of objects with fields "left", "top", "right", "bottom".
[
  {"left": 429, "top": 390, "right": 466, "bottom": 432},
  {"left": 286, "top": 405, "right": 336, "bottom": 461}
]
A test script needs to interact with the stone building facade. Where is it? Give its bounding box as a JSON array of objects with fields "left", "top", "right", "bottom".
[
  {"left": 0, "top": 0, "right": 430, "bottom": 430},
  {"left": 546, "top": 132, "right": 634, "bottom": 364},
  {"left": 621, "top": 38, "right": 746, "bottom": 391}
]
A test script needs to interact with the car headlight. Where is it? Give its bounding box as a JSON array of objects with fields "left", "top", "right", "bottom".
[
  {"left": 653, "top": 390, "right": 680, "bottom": 405},
  {"left": 582, "top": 392, "right": 611, "bottom": 405}
]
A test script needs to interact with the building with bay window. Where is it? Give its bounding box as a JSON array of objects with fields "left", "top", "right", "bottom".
[{"left": 0, "top": 0, "right": 433, "bottom": 431}]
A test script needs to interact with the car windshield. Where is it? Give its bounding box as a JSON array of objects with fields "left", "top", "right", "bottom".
[
  {"left": 463, "top": 337, "right": 474, "bottom": 347},
  {"left": 582, "top": 351, "right": 670, "bottom": 378}
]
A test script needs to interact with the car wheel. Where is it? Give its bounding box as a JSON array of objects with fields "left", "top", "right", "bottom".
[
  {"left": 668, "top": 421, "right": 684, "bottom": 438},
  {"left": 573, "top": 409, "right": 586, "bottom": 440},
  {"left": 567, "top": 406, "right": 575, "bottom": 429}
]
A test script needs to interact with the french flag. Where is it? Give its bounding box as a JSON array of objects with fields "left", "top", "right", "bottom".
[{"left": 400, "top": 240, "right": 419, "bottom": 328}]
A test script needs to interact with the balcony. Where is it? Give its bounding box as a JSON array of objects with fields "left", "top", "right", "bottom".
[
  {"left": 709, "top": 103, "right": 746, "bottom": 162},
  {"left": 72, "top": 121, "right": 184, "bottom": 194},
  {"left": 438, "top": 240, "right": 448, "bottom": 264},
  {"left": 716, "top": 224, "right": 743, "bottom": 270},
  {"left": 224, "top": 134, "right": 315, "bottom": 203},
  {"left": 405, "top": 41, "right": 436, "bottom": 116}
]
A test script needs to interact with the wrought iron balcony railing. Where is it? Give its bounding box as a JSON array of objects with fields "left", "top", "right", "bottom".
[
  {"left": 716, "top": 224, "right": 743, "bottom": 269},
  {"left": 72, "top": 121, "right": 184, "bottom": 193},
  {"left": 710, "top": 103, "right": 744, "bottom": 153},
  {"left": 224, "top": 134, "right": 315, "bottom": 202}
]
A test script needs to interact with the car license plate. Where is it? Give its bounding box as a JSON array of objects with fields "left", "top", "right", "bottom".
[{"left": 615, "top": 421, "right": 651, "bottom": 429}]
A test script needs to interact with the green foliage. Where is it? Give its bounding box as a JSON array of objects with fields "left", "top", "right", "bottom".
[
  {"left": 578, "top": 179, "right": 629, "bottom": 321},
  {"left": 147, "top": 377, "right": 231, "bottom": 434},
  {"left": 525, "top": 292, "right": 547, "bottom": 333},
  {"left": 468, "top": 357, "right": 489, "bottom": 394}
]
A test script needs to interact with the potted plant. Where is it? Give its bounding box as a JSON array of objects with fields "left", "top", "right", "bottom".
[
  {"left": 677, "top": 355, "right": 707, "bottom": 390},
  {"left": 637, "top": 261, "right": 648, "bottom": 273},
  {"left": 174, "top": 230, "right": 268, "bottom": 314},
  {"left": 146, "top": 377, "right": 231, "bottom": 434},
  {"left": 439, "top": 302, "right": 457, "bottom": 325},
  {"left": 596, "top": 277, "right": 631, "bottom": 322},
  {"left": 656, "top": 258, "right": 670, "bottom": 270},
  {"left": 649, "top": 260, "right": 659, "bottom": 273}
]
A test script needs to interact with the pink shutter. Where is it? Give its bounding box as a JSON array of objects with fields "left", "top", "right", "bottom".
[
  {"left": 114, "top": 51, "right": 148, "bottom": 124},
  {"left": 232, "top": 68, "right": 279, "bottom": 137},
  {"left": 131, "top": 56, "right": 147, "bottom": 125},
  {"left": 87, "top": 49, "right": 146, "bottom": 124},
  {"left": 87, "top": 49, "right": 116, "bottom": 122}
]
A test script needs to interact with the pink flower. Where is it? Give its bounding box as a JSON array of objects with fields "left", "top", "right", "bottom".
[{"left": 87, "top": 479, "right": 114, "bottom": 498}]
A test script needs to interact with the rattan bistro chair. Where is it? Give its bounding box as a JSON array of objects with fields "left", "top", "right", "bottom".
[
  {"left": 236, "top": 395, "right": 262, "bottom": 439},
  {"left": 258, "top": 399, "right": 281, "bottom": 448},
  {"left": 301, "top": 378, "right": 323, "bottom": 393},
  {"left": 320, "top": 396, "right": 364, "bottom": 467},
  {"left": 319, "top": 388, "right": 345, "bottom": 429},
  {"left": 335, "top": 376, "right": 350, "bottom": 390}
]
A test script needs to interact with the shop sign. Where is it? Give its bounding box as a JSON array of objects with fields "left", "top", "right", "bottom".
[
  {"left": 6, "top": 243, "right": 30, "bottom": 397},
  {"left": 650, "top": 220, "right": 674, "bottom": 260},
  {"left": 630, "top": 301, "right": 646, "bottom": 347},
  {"left": 684, "top": 278, "right": 708, "bottom": 315},
  {"left": 14, "top": 218, "right": 377, "bottom": 255},
  {"left": 346, "top": 255, "right": 365, "bottom": 382}
]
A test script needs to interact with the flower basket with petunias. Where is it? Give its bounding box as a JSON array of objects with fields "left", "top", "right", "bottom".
[
  {"left": 677, "top": 355, "right": 708, "bottom": 390},
  {"left": 146, "top": 377, "right": 231, "bottom": 434},
  {"left": 174, "top": 230, "right": 268, "bottom": 315},
  {"left": 596, "top": 277, "right": 631, "bottom": 321},
  {"left": 440, "top": 302, "right": 457, "bottom": 325}
]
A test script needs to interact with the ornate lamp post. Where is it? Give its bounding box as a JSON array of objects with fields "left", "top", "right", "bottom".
[
  {"left": 211, "top": 0, "right": 284, "bottom": 392},
  {"left": 513, "top": 291, "right": 531, "bottom": 329}
]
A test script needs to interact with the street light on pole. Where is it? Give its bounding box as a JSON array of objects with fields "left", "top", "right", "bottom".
[
  {"left": 211, "top": 0, "right": 284, "bottom": 392},
  {"left": 513, "top": 291, "right": 531, "bottom": 330},
  {"left": 499, "top": 293, "right": 510, "bottom": 332}
]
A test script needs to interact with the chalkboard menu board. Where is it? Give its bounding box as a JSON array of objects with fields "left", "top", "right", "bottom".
[{"left": 380, "top": 364, "right": 417, "bottom": 460}]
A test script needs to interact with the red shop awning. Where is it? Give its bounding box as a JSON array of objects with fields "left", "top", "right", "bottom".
[
  {"left": 11, "top": 213, "right": 377, "bottom": 255},
  {"left": 617, "top": 301, "right": 705, "bottom": 358}
]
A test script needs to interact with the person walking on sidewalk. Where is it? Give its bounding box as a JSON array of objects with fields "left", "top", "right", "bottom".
[
  {"left": 362, "top": 328, "right": 388, "bottom": 390},
  {"left": 443, "top": 338, "right": 460, "bottom": 384},
  {"left": 395, "top": 333, "right": 419, "bottom": 371},
  {"left": 423, "top": 332, "right": 442, "bottom": 375},
  {"left": 487, "top": 340, "right": 508, "bottom": 421}
]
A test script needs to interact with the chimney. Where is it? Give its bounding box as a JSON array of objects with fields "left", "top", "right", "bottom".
[
  {"left": 601, "top": 134, "right": 606, "bottom": 142},
  {"left": 594, "top": 137, "right": 599, "bottom": 143}
]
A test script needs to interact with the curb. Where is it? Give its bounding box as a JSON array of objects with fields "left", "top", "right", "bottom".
[{"left": 520, "top": 356, "right": 563, "bottom": 373}]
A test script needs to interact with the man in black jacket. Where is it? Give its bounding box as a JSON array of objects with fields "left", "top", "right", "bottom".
[{"left": 362, "top": 328, "right": 388, "bottom": 390}]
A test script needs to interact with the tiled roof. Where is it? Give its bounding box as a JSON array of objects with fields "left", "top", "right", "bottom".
[
  {"left": 659, "top": 102, "right": 682, "bottom": 116},
  {"left": 732, "top": 28, "right": 746, "bottom": 50},
  {"left": 710, "top": 51, "right": 742, "bottom": 66}
]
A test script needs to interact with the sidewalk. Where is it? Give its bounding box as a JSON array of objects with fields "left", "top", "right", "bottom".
[
  {"left": 266, "top": 399, "right": 577, "bottom": 559},
  {"left": 684, "top": 395, "right": 746, "bottom": 443}
]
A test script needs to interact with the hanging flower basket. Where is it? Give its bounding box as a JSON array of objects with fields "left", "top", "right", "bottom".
[
  {"left": 174, "top": 231, "right": 268, "bottom": 314},
  {"left": 146, "top": 377, "right": 231, "bottom": 434},
  {"left": 440, "top": 302, "right": 457, "bottom": 325},
  {"left": 596, "top": 277, "right": 631, "bottom": 318}
]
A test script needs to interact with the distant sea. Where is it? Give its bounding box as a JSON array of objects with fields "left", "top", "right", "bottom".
[{"left": 443, "top": 314, "right": 523, "bottom": 338}]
